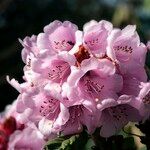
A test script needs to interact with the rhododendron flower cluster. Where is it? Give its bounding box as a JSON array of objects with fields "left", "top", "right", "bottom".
[{"left": 1, "top": 20, "right": 150, "bottom": 149}]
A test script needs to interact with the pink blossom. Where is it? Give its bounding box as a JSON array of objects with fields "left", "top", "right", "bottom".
[
  {"left": 119, "top": 65, "right": 147, "bottom": 98},
  {"left": 4, "top": 99, "right": 31, "bottom": 125},
  {"left": 8, "top": 126, "right": 45, "bottom": 150},
  {"left": 120, "top": 75, "right": 141, "bottom": 97},
  {"left": 19, "top": 35, "right": 38, "bottom": 64},
  {"left": 37, "top": 20, "right": 78, "bottom": 53},
  {"left": 97, "top": 95, "right": 142, "bottom": 137},
  {"left": 53, "top": 103, "right": 100, "bottom": 136},
  {"left": 0, "top": 116, "right": 25, "bottom": 150},
  {"left": 0, "top": 96, "right": 44, "bottom": 150},
  {"left": 135, "top": 82, "right": 150, "bottom": 120},
  {"left": 138, "top": 82, "right": 150, "bottom": 105},
  {"left": 107, "top": 25, "right": 147, "bottom": 80},
  {"left": 31, "top": 51, "right": 76, "bottom": 84},
  {"left": 5, "top": 20, "right": 150, "bottom": 141},
  {"left": 83, "top": 20, "right": 113, "bottom": 57},
  {"left": 63, "top": 57, "right": 123, "bottom": 107},
  {"left": 13, "top": 81, "right": 70, "bottom": 137},
  {"left": 26, "top": 91, "right": 62, "bottom": 122},
  {"left": 107, "top": 25, "right": 147, "bottom": 64}
]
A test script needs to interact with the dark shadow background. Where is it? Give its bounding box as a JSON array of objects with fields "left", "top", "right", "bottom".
[{"left": 0, "top": 0, "right": 150, "bottom": 111}]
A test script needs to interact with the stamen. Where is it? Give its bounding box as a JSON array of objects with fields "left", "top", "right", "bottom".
[
  {"left": 48, "top": 62, "right": 70, "bottom": 81},
  {"left": 143, "top": 91, "right": 150, "bottom": 104},
  {"left": 27, "top": 58, "right": 31, "bottom": 67},
  {"left": 53, "top": 40, "right": 74, "bottom": 50},
  {"left": 85, "top": 38, "right": 99, "bottom": 46},
  {"left": 114, "top": 45, "right": 133, "bottom": 53},
  {"left": 39, "top": 97, "right": 59, "bottom": 119},
  {"left": 84, "top": 77, "right": 104, "bottom": 97},
  {"left": 68, "top": 105, "right": 84, "bottom": 124},
  {"left": 108, "top": 105, "right": 128, "bottom": 121}
]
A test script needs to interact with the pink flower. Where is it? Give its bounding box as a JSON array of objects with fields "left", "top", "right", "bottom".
[
  {"left": 138, "top": 82, "right": 150, "bottom": 106},
  {"left": 37, "top": 20, "right": 78, "bottom": 53},
  {"left": 26, "top": 91, "right": 61, "bottom": 122},
  {"left": 0, "top": 116, "right": 25, "bottom": 150},
  {"left": 4, "top": 99, "right": 31, "bottom": 125},
  {"left": 63, "top": 57, "right": 123, "bottom": 106},
  {"left": 6, "top": 20, "right": 150, "bottom": 141},
  {"left": 97, "top": 95, "right": 142, "bottom": 137},
  {"left": 0, "top": 92, "right": 45, "bottom": 150},
  {"left": 119, "top": 65, "right": 147, "bottom": 98},
  {"left": 120, "top": 75, "right": 141, "bottom": 97},
  {"left": 107, "top": 25, "right": 147, "bottom": 64},
  {"left": 107, "top": 25, "right": 147, "bottom": 80},
  {"left": 31, "top": 51, "right": 76, "bottom": 84},
  {"left": 135, "top": 82, "right": 150, "bottom": 120},
  {"left": 19, "top": 35, "right": 38, "bottom": 64},
  {"left": 1, "top": 84, "right": 32, "bottom": 126},
  {"left": 8, "top": 126, "right": 45, "bottom": 150},
  {"left": 14, "top": 81, "right": 71, "bottom": 137},
  {"left": 83, "top": 20, "right": 113, "bottom": 57},
  {"left": 53, "top": 103, "right": 100, "bottom": 136}
]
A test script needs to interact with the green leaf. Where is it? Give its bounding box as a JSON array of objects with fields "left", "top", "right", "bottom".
[
  {"left": 83, "top": 139, "right": 95, "bottom": 150},
  {"left": 60, "top": 134, "right": 79, "bottom": 150},
  {"left": 44, "top": 131, "right": 89, "bottom": 150},
  {"left": 91, "top": 127, "right": 137, "bottom": 150},
  {"left": 44, "top": 137, "right": 64, "bottom": 150}
]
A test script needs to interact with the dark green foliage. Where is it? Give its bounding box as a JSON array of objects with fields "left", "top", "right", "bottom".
[
  {"left": 44, "top": 129, "right": 138, "bottom": 150},
  {"left": 91, "top": 128, "right": 136, "bottom": 150},
  {"left": 44, "top": 131, "right": 89, "bottom": 150}
]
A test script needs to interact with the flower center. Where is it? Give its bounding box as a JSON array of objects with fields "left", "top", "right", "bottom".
[
  {"left": 74, "top": 45, "right": 90, "bottom": 66},
  {"left": 61, "top": 105, "right": 84, "bottom": 134},
  {"left": 85, "top": 79, "right": 104, "bottom": 94},
  {"left": 108, "top": 105, "right": 128, "bottom": 121},
  {"left": 48, "top": 62, "right": 70, "bottom": 82},
  {"left": 69, "top": 105, "right": 84, "bottom": 123},
  {"left": 39, "top": 97, "right": 60, "bottom": 120},
  {"left": 81, "top": 74, "right": 104, "bottom": 99}
]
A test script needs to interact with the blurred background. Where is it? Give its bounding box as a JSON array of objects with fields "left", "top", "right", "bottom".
[{"left": 0, "top": 0, "right": 150, "bottom": 111}]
